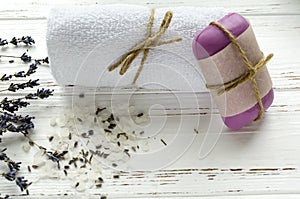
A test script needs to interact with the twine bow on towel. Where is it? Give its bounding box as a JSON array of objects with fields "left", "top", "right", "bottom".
[
  {"left": 108, "top": 8, "right": 182, "bottom": 84},
  {"left": 206, "top": 21, "right": 273, "bottom": 120}
]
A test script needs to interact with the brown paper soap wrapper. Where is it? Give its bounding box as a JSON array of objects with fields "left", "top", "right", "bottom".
[{"left": 198, "top": 26, "right": 272, "bottom": 117}]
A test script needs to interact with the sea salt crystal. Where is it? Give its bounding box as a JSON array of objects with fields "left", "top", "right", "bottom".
[
  {"left": 75, "top": 182, "right": 86, "bottom": 192},
  {"left": 99, "top": 110, "right": 110, "bottom": 120},
  {"left": 22, "top": 142, "right": 31, "bottom": 153},
  {"left": 90, "top": 159, "right": 103, "bottom": 173},
  {"left": 134, "top": 114, "right": 150, "bottom": 124},
  {"left": 50, "top": 117, "right": 57, "bottom": 127},
  {"left": 140, "top": 140, "right": 149, "bottom": 152},
  {"left": 40, "top": 163, "right": 61, "bottom": 179},
  {"left": 87, "top": 171, "right": 99, "bottom": 183},
  {"left": 59, "top": 128, "right": 69, "bottom": 138},
  {"left": 128, "top": 105, "right": 135, "bottom": 114},
  {"left": 56, "top": 115, "right": 67, "bottom": 127}
]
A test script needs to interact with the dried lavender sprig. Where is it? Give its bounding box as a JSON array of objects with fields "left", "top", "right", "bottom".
[
  {"left": 0, "top": 77, "right": 53, "bottom": 136},
  {"left": 0, "top": 39, "right": 8, "bottom": 46},
  {"left": 1, "top": 61, "right": 39, "bottom": 82},
  {"left": 0, "top": 194, "right": 11, "bottom": 199},
  {"left": 0, "top": 88, "right": 53, "bottom": 113},
  {"left": 0, "top": 52, "right": 31, "bottom": 63},
  {"left": 0, "top": 68, "right": 53, "bottom": 140},
  {"left": 9, "top": 36, "right": 35, "bottom": 46},
  {"left": 15, "top": 177, "right": 32, "bottom": 194},
  {"left": 46, "top": 150, "right": 68, "bottom": 169},
  {"left": 0, "top": 97, "right": 30, "bottom": 113},
  {"left": 0, "top": 148, "right": 31, "bottom": 195},
  {"left": 0, "top": 36, "right": 34, "bottom": 47},
  {"left": 0, "top": 54, "right": 48, "bottom": 64},
  {"left": 0, "top": 111, "right": 35, "bottom": 137},
  {"left": 0, "top": 79, "right": 40, "bottom": 92},
  {"left": 35, "top": 57, "right": 49, "bottom": 64},
  {"left": 25, "top": 88, "right": 54, "bottom": 100},
  {"left": 0, "top": 88, "right": 53, "bottom": 135},
  {"left": 21, "top": 53, "right": 31, "bottom": 63}
]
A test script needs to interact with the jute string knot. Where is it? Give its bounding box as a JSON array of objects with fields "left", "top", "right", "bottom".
[
  {"left": 207, "top": 21, "right": 273, "bottom": 120},
  {"left": 108, "top": 8, "right": 182, "bottom": 84}
]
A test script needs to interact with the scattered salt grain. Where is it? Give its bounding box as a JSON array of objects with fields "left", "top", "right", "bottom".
[
  {"left": 128, "top": 105, "right": 135, "bottom": 113},
  {"left": 75, "top": 182, "right": 86, "bottom": 192},
  {"left": 50, "top": 117, "right": 57, "bottom": 127},
  {"left": 36, "top": 101, "right": 162, "bottom": 194},
  {"left": 59, "top": 128, "right": 70, "bottom": 138},
  {"left": 134, "top": 114, "right": 150, "bottom": 124},
  {"left": 139, "top": 140, "right": 149, "bottom": 152},
  {"left": 56, "top": 115, "right": 67, "bottom": 127},
  {"left": 22, "top": 142, "right": 31, "bottom": 153}
]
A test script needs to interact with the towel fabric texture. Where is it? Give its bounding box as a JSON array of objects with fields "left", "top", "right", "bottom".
[{"left": 47, "top": 5, "right": 226, "bottom": 91}]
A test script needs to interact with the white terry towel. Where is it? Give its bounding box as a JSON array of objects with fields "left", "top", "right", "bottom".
[{"left": 47, "top": 4, "right": 226, "bottom": 91}]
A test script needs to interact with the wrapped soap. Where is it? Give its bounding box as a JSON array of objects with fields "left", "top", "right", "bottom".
[{"left": 192, "top": 13, "right": 274, "bottom": 130}]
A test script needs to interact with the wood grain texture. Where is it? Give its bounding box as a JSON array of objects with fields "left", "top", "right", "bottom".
[{"left": 0, "top": 0, "right": 300, "bottom": 198}]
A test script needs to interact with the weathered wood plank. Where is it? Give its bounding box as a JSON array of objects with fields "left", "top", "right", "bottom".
[
  {"left": 1, "top": 111, "right": 300, "bottom": 198},
  {"left": 0, "top": 0, "right": 299, "bottom": 20}
]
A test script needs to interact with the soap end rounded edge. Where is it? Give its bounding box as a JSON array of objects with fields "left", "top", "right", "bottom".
[
  {"left": 192, "top": 12, "right": 249, "bottom": 60},
  {"left": 223, "top": 88, "right": 274, "bottom": 130}
]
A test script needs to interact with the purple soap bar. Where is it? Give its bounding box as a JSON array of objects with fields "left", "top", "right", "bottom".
[
  {"left": 192, "top": 13, "right": 274, "bottom": 130},
  {"left": 193, "top": 13, "right": 249, "bottom": 59}
]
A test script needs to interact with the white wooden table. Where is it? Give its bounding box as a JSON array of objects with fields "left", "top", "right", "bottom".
[{"left": 1, "top": 0, "right": 300, "bottom": 198}]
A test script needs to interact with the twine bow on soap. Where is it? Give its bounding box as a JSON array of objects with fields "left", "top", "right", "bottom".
[
  {"left": 108, "top": 8, "right": 182, "bottom": 84},
  {"left": 206, "top": 21, "right": 273, "bottom": 120}
]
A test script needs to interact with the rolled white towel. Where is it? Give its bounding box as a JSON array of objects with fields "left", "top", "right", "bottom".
[{"left": 47, "top": 4, "right": 226, "bottom": 91}]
